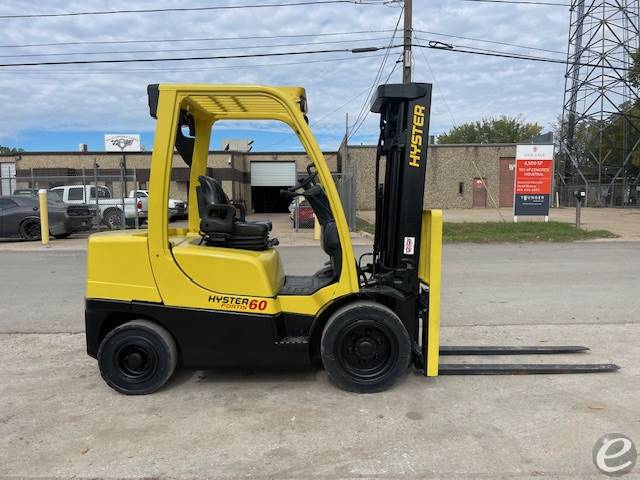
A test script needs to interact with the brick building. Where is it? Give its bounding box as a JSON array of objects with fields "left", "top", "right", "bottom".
[
  {"left": 349, "top": 143, "right": 519, "bottom": 210},
  {"left": 0, "top": 143, "right": 524, "bottom": 212}
]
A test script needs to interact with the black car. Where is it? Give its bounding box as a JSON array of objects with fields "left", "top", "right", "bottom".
[
  {"left": 47, "top": 192, "right": 95, "bottom": 233},
  {"left": 0, "top": 196, "right": 89, "bottom": 240},
  {"left": 13, "top": 188, "right": 40, "bottom": 197},
  {"left": 12, "top": 190, "right": 95, "bottom": 234}
]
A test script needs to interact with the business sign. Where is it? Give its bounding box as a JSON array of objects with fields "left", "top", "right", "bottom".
[
  {"left": 514, "top": 144, "right": 553, "bottom": 217},
  {"left": 104, "top": 134, "right": 141, "bottom": 152}
]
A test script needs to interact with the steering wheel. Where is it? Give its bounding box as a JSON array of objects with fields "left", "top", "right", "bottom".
[{"left": 280, "top": 164, "right": 318, "bottom": 197}]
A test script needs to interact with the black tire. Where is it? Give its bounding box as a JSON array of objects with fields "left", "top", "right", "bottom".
[
  {"left": 103, "top": 208, "right": 123, "bottom": 229},
  {"left": 97, "top": 319, "right": 178, "bottom": 395},
  {"left": 19, "top": 218, "right": 41, "bottom": 241},
  {"left": 320, "top": 301, "right": 411, "bottom": 393},
  {"left": 53, "top": 232, "right": 71, "bottom": 239}
]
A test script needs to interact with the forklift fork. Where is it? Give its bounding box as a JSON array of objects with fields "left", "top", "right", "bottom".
[
  {"left": 437, "top": 345, "right": 619, "bottom": 375},
  {"left": 417, "top": 211, "right": 620, "bottom": 377}
]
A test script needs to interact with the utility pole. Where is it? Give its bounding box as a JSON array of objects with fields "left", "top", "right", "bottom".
[{"left": 402, "top": 0, "right": 412, "bottom": 84}]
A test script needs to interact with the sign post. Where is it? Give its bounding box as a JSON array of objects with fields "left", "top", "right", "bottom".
[{"left": 513, "top": 145, "right": 553, "bottom": 222}]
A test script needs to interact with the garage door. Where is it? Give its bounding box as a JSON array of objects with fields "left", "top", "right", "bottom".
[
  {"left": 0, "top": 163, "right": 16, "bottom": 196},
  {"left": 250, "top": 161, "right": 296, "bottom": 186}
]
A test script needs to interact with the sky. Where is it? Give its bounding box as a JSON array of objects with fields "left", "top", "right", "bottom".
[{"left": 0, "top": 0, "right": 570, "bottom": 152}]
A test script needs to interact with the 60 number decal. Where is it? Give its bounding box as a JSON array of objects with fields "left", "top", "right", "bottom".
[{"left": 249, "top": 299, "right": 268, "bottom": 311}]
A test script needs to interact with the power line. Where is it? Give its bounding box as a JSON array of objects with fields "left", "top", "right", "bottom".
[
  {"left": 455, "top": 0, "right": 569, "bottom": 6},
  {"left": 0, "top": 44, "right": 401, "bottom": 68},
  {"left": 0, "top": 36, "right": 392, "bottom": 59},
  {"left": 349, "top": 6, "right": 404, "bottom": 139},
  {"left": 414, "top": 29, "right": 565, "bottom": 55},
  {"left": 413, "top": 39, "right": 507, "bottom": 221},
  {"left": 414, "top": 39, "right": 631, "bottom": 71},
  {"left": 1, "top": 52, "right": 389, "bottom": 75},
  {"left": 413, "top": 37, "right": 458, "bottom": 133},
  {"left": 261, "top": 86, "right": 372, "bottom": 150},
  {"left": 383, "top": 54, "right": 403, "bottom": 83},
  {"left": 0, "top": 29, "right": 394, "bottom": 49},
  {"left": 0, "top": 1, "right": 384, "bottom": 19}
]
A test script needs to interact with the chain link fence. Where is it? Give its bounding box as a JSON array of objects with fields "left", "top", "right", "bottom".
[
  {"left": 0, "top": 165, "right": 146, "bottom": 231},
  {"left": 556, "top": 181, "right": 640, "bottom": 207},
  {"left": 336, "top": 135, "right": 357, "bottom": 230}
]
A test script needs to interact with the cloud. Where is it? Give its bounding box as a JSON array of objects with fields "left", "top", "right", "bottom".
[{"left": 0, "top": 0, "right": 570, "bottom": 148}]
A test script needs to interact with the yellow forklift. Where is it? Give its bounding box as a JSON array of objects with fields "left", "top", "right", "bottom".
[{"left": 85, "top": 83, "right": 618, "bottom": 394}]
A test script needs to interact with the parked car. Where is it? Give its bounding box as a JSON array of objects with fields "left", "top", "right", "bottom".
[
  {"left": 12, "top": 188, "right": 95, "bottom": 232},
  {"left": 50, "top": 185, "right": 146, "bottom": 229},
  {"left": 288, "top": 198, "right": 314, "bottom": 228},
  {"left": 12, "top": 188, "right": 40, "bottom": 196},
  {"left": 129, "top": 190, "right": 187, "bottom": 220},
  {"left": 0, "top": 195, "right": 75, "bottom": 240}
]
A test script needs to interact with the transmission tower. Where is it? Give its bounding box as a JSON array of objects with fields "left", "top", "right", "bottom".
[{"left": 559, "top": 0, "right": 640, "bottom": 205}]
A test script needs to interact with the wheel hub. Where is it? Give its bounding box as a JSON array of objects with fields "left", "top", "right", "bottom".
[
  {"left": 338, "top": 320, "right": 398, "bottom": 379},
  {"left": 355, "top": 338, "right": 376, "bottom": 359},
  {"left": 124, "top": 352, "right": 145, "bottom": 370},
  {"left": 117, "top": 345, "right": 153, "bottom": 378}
]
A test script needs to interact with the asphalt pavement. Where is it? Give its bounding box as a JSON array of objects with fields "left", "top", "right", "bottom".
[
  {"left": 1, "top": 242, "right": 638, "bottom": 333},
  {"left": 0, "top": 242, "right": 639, "bottom": 479}
]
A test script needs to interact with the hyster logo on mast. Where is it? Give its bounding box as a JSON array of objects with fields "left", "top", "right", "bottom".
[{"left": 409, "top": 104, "right": 426, "bottom": 168}]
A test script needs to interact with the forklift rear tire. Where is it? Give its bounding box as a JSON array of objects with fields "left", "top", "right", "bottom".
[
  {"left": 97, "top": 320, "right": 178, "bottom": 395},
  {"left": 321, "top": 301, "right": 411, "bottom": 393}
]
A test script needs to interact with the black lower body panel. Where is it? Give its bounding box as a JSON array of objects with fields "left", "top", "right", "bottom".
[{"left": 85, "top": 299, "right": 313, "bottom": 369}]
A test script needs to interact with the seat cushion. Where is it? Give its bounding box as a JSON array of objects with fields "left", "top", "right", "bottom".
[
  {"left": 252, "top": 220, "right": 272, "bottom": 231},
  {"left": 278, "top": 275, "right": 334, "bottom": 296},
  {"left": 232, "top": 221, "right": 269, "bottom": 237}
]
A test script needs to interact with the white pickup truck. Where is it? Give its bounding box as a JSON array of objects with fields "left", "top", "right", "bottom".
[
  {"left": 50, "top": 185, "right": 147, "bottom": 229},
  {"left": 129, "top": 190, "right": 187, "bottom": 220}
]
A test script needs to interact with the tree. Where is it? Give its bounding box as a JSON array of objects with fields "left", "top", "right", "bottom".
[
  {"left": 437, "top": 115, "right": 543, "bottom": 144},
  {"left": 0, "top": 145, "right": 23, "bottom": 154}
]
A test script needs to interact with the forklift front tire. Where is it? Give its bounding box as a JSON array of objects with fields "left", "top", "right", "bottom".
[
  {"left": 97, "top": 319, "right": 178, "bottom": 395},
  {"left": 321, "top": 301, "right": 411, "bottom": 393}
]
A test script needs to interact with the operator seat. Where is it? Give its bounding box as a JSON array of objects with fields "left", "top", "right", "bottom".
[{"left": 196, "top": 176, "right": 277, "bottom": 250}]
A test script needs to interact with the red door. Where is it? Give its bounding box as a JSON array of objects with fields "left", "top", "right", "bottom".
[{"left": 473, "top": 178, "right": 487, "bottom": 208}]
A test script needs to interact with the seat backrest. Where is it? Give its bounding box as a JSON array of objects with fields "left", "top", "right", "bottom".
[
  {"left": 196, "top": 175, "right": 229, "bottom": 218},
  {"left": 320, "top": 219, "right": 342, "bottom": 279},
  {"left": 303, "top": 185, "right": 333, "bottom": 226}
]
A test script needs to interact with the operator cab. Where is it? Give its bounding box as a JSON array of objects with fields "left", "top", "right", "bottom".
[
  {"left": 148, "top": 84, "right": 345, "bottom": 299},
  {"left": 193, "top": 166, "right": 341, "bottom": 296},
  {"left": 272, "top": 164, "right": 342, "bottom": 295}
]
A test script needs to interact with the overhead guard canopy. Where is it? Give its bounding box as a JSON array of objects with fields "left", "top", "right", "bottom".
[
  {"left": 147, "top": 83, "right": 308, "bottom": 166},
  {"left": 147, "top": 83, "right": 307, "bottom": 120}
]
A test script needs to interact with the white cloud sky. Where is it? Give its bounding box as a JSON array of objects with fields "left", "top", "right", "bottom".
[{"left": 0, "top": 0, "right": 570, "bottom": 149}]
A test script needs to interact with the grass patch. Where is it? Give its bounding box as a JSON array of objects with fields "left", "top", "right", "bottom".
[
  {"left": 357, "top": 217, "right": 616, "bottom": 243},
  {"left": 356, "top": 217, "right": 376, "bottom": 235},
  {"left": 443, "top": 221, "right": 616, "bottom": 243}
]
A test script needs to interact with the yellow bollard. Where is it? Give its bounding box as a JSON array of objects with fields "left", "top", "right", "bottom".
[
  {"left": 38, "top": 189, "right": 50, "bottom": 247},
  {"left": 313, "top": 214, "right": 321, "bottom": 241}
]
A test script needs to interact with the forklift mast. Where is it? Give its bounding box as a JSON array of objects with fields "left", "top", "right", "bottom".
[{"left": 369, "top": 83, "right": 433, "bottom": 340}]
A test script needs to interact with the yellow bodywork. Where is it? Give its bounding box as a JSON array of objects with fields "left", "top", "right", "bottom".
[
  {"left": 86, "top": 230, "right": 162, "bottom": 303},
  {"left": 86, "top": 84, "right": 358, "bottom": 318},
  {"left": 171, "top": 235, "right": 285, "bottom": 297},
  {"left": 419, "top": 209, "right": 443, "bottom": 377}
]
